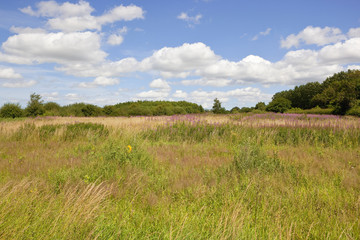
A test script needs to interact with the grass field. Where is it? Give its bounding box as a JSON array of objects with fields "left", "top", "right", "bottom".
[{"left": 0, "top": 113, "right": 359, "bottom": 239}]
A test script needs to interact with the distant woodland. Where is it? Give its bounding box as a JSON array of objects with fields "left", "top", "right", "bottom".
[{"left": 1, "top": 70, "right": 360, "bottom": 118}]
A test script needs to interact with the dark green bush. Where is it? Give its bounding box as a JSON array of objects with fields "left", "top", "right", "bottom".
[
  {"left": 0, "top": 103, "right": 23, "bottom": 118},
  {"left": 266, "top": 97, "right": 292, "bottom": 113},
  {"left": 347, "top": 105, "right": 360, "bottom": 117}
]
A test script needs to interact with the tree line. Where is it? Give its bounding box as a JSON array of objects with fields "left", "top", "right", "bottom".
[
  {"left": 265, "top": 69, "right": 360, "bottom": 116},
  {"left": 212, "top": 69, "right": 360, "bottom": 116},
  {"left": 1, "top": 70, "right": 360, "bottom": 118},
  {"left": 0, "top": 94, "right": 204, "bottom": 118}
]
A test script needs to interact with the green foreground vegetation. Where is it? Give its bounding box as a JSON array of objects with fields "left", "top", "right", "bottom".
[{"left": 0, "top": 114, "right": 359, "bottom": 239}]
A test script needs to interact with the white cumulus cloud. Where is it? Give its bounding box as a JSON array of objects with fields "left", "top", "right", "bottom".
[
  {"left": 78, "top": 76, "right": 119, "bottom": 88},
  {"left": 141, "top": 42, "right": 220, "bottom": 78},
  {"left": 281, "top": 26, "right": 347, "bottom": 48},
  {"left": 188, "top": 87, "right": 272, "bottom": 109},
  {"left": 107, "top": 34, "right": 124, "bottom": 45},
  {"left": 0, "top": 67, "right": 22, "bottom": 79},
  {"left": 348, "top": 28, "right": 360, "bottom": 38},
  {"left": 0, "top": 32, "right": 107, "bottom": 65},
  {"left": 136, "top": 78, "right": 171, "bottom": 100},
  {"left": 136, "top": 90, "right": 170, "bottom": 100},
  {"left": 173, "top": 90, "right": 188, "bottom": 98},
  {"left": 149, "top": 78, "right": 171, "bottom": 89},
  {"left": 318, "top": 37, "right": 360, "bottom": 64},
  {"left": 20, "top": 1, "right": 144, "bottom": 32}
]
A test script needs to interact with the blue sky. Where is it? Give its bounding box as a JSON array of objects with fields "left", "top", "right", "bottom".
[{"left": 0, "top": 0, "right": 360, "bottom": 109}]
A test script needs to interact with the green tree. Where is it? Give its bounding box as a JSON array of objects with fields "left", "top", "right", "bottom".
[
  {"left": 266, "top": 97, "right": 292, "bottom": 113},
  {"left": 255, "top": 102, "right": 266, "bottom": 111},
  {"left": 212, "top": 98, "right": 226, "bottom": 114},
  {"left": 25, "top": 93, "right": 45, "bottom": 117},
  {"left": 0, "top": 103, "right": 23, "bottom": 118},
  {"left": 312, "top": 70, "right": 360, "bottom": 114},
  {"left": 230, "top": 107, "right": 240, "bottom": 114},
  {"left": 44, "top": 102, "right": 61, "bottom": 116},
  {"left": 81, "top": 104, "right": 102, "bottom": 117}
]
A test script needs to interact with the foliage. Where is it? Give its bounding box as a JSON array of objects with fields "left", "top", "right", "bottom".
[
  {"left": 1, "top": 95, "right": 206, "bottom": 118},
  {"left": 230, "top": 106, "right": 240, "bottom": 113},
  {"left": 286, "top": 106, "right": 334, "bottom": 115},
  {"left": 25, "top": 93, "right": 45, "bottom": 117},
  {"left": 266, "top": 97, "right": 292, "bottom": 113},
  {"left": 44, "top": 102, "right": 61, "bottom": 116},
  {"left": 212, "top": 98, "right": 226, "bottom": 114},
  {"left": 255, "top": 101, "right": 266, "bottom": 111},
  {"left": 347, "top": 105, "right": 360, "bottom": 117},
  {"left": 271, "top": 70, "right": 360, "bottom": 115},
  {"left": 0, "top": 103, "right": 23, "bottom": 118}
]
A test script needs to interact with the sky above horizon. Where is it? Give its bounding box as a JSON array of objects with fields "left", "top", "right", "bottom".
[{"left": 0, "top": 0, "right": 360, "bottom": 109}]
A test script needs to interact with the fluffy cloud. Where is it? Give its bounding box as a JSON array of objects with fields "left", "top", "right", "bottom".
[
  {"left": 348, "top": 28, "right": 360, "bottom": 38},
  {"left": 9, "top": 26, "right": 47, "bottom": 34},
  {"left": 136, "top": 90, "right": 169, "bottom": 99},
  {"left": 20, "top": 1, "right": 144, "bottom": 32},
  {"left": 0, "top": 67, "right": 22, "bottom": 79},
  {"left": 149, "top": 78, "right": 171, "bottom": 89},
  {"left": 107, "top": 34, "right": 124, "bottom": 45},
  {"left": 65, "top": 93, "right": 80, "bottom": 101},
  {"left": 142, "top": 42, "right": 220, "bottom": 77},
  {"left": 42, "top": 92, "right": 59, "bottom": 101},
  {"left": 56, "top": 57, "right": 140, "bottom": 77},
  {"left": 97, "top": 5, "right": 144, "bottom": 24},
  {"left": 181, "top": 78, "right": 232, "bottom": 87},
  {"left": 177, "top": 12, "right": 202, "bottom": 27},
  {"left": 188, "top": 87, "right": 272, "bottom": 108},
  {"left": 1, "top": 32, "right": 106, "bottom": 65},
  {"left": 281, "top": 26, "right": 347, "bottom": 48},
  {"left": 136, "top": 78, "right": 171, "bottom": 100},
  {"left": 0, "top": 67, "right": 34, "bottom": 88},
  {"left": 20, "top": 0, "right": 93, "bottom": 17},
  {"left": 78, "top": 76, "right": 119, "bottom": 88},
  {"left": 319, "top": 38, "right": 360, "bottom": 64},
  {"left": 173, "top": 90, "right": 188, "bottom": 98},
  {"left": 43, "top": 38, "right": 357, "bottom": 87}
]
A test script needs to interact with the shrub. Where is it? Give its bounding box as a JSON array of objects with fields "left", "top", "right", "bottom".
[
  {"left": 347, "top": 106, "right": 360, "bottom": 117},
  {"left": 232, "top": 140, "right": 283, "bottom": 174},
  {"left": 0, "top": 103, "right": 23, "bottom": 118},
  {"left": 44, "top": 102, "right": 61, "bottom": 116},
  {"left": 286, "top": 106, "right": 333, "bottom": 115},
  {"left": 266, "top": 97, "right": 292, "bottom": 113}
]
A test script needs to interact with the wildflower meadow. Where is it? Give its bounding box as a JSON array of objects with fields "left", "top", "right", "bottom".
[{"left": 0, "top": 113, "right": 359, "bottom": 239}]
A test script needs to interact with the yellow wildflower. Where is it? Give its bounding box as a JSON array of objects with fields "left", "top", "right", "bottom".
[{"left": 127, "top": 145, "right": 132, "bottom": 153}]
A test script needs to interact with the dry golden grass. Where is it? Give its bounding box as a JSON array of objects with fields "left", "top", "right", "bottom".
[{"left": 0, "top": 114, "right": 232, "bottom": 134}]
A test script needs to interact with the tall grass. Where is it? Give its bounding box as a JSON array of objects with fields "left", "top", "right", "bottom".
[{"left": 0, "top": 115, "right": 359, "bottom": 239}]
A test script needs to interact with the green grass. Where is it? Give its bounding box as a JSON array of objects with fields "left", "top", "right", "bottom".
[{"left": 0, "top": 117, "right": 359, "bottom": 239}]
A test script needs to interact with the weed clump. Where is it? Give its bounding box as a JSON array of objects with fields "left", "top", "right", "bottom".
[
  {"left": 232, "top": 139, "right": 283, "bottom": 174},
  {"left": 63, "top": 123, "right": 109, "bottom": 141}
]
